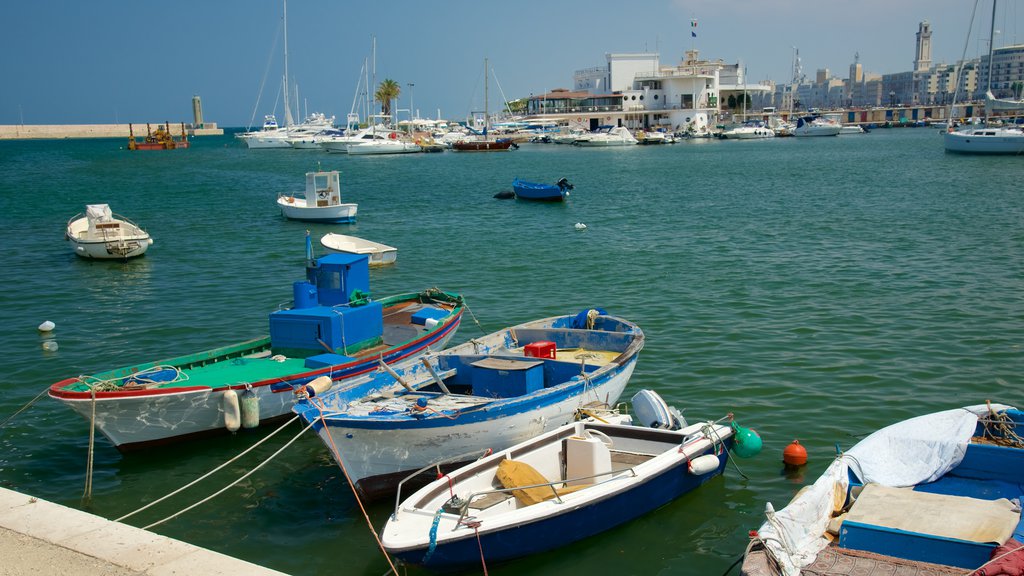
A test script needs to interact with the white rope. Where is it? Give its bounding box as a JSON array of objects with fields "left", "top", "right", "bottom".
[
  {"left": 141, "top": 418, "right": 314, "bottom": 530},
  {"left": 82, "top": 388, "right": 97, "bottom": 502},
  {"left": 114, "top": 415, "right": 300, "bottom": 523}
]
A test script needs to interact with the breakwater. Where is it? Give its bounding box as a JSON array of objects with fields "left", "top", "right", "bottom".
[{"left": 0, "top": 123, "right": 223, "bottom": 140}]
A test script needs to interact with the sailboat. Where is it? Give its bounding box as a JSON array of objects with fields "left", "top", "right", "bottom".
[
  {"left": 943, "top": 0, "right": 1024, "bottom": 154},
  {"left": 238, "top": 0, "right": 334, "bottom": 149},
  {"left": 453, "top": 58, "right": 516, "bottom": 152}
]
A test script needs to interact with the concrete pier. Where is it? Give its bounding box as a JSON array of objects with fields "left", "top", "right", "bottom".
[
  {"left": 0, "top": 123, "right": 223, "bottom": 140},
  {"left": 0, "top": 487, "right": 288, "bottom": 575}
]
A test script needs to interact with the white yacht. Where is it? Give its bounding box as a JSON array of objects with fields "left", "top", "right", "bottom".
[
  {"left": 719, "top": 121, "right": 776, "bottom": 139},
  {"left": 573, "top": 126, "right": 638, "bottom": 147},
  {"left": 792, "top": 115, "right": 841, "bottom": 137}
]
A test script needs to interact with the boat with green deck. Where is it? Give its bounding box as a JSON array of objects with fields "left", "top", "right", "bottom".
[{"left": 49, "top": 239, "right": 464, "bottom": 451}]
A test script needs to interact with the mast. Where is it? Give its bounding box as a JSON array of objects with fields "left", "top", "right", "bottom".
[
  {"left": 484, "top": 57, "right": 489, "bottom": 140},
  {"left": 984, "top": 0, "right": 997, "bottom": 123},
  {"left": 282, "top": 0, "right": 293, "bottom": 128}
]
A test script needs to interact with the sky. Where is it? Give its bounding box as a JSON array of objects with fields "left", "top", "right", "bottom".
[{"left": 2, "top": 0, "right": 1022, "bottom": 128}]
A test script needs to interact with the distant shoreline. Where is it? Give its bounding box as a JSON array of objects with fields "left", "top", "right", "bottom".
[{"left": 0, "top": 123, "right": 223, "bottom": 140}]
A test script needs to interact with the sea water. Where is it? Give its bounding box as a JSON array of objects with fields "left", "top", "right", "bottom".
[{"left": 0, "top": 129, "right": 1020, "bottom": 575}]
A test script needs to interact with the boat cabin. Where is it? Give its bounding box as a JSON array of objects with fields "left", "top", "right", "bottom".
[
  {"left": 269, "top": 253, "right": 383, "bottom": 360},
  {"left": 304, "top": 171, "right": 342, "bottom": 207}
]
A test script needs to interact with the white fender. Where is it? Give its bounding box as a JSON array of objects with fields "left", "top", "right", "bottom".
[
  {"left": 688, "top": 454, "right": 720, "bottom": 475},
  {"left": 302, "top": 375, "right": 333, "bottom": 398},
  {"left": 239, "top": 389, "right": 260, "bottom": 429},
  {"left": 222, "top": 389, "right": 241, "bottom": 432}
]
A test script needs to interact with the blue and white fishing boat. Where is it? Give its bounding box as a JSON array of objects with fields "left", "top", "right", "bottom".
[
  {"left": 381, "top": 390, "right": 762, "bottom": 570},
  {"left": 741, "top": 402, "right": 1024, "bottom": 576},
  {"left": 511, "top": 177, "right": 574, "bottom": 201},
  {"left": 293, "top": 309, "right": 644, "bottom": 500}
]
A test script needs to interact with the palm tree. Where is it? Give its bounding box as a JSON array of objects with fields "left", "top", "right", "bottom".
[{"left": 375, "top": 79, "right": 401, "bottom": 117}]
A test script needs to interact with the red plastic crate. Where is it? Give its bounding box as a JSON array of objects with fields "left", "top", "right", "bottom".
[{"left": 524, "top": 341, "right": 556, "bottom": 359}]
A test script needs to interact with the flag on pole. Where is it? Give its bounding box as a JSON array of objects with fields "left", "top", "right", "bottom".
[
  {"left": 692, "top": 31, "right": 697, "bottom": 38},
  {"left": 691, "top": 19, "right": 697, "bottom": 27},
  {"left": 691, "top": 19, "right": 697, "bottom": 37}
]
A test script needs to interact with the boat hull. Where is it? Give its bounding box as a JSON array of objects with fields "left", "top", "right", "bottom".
[
  {"left": 383, "top": 420, "right": 735, "bottom": 570},
  {"left": 320, "top": 359, "right": 635, "bottom": 500},
  {"left": 319, "top": 234, "right": 397, "bottom": 265},
  {"left": 512, "top": 179, "right": 566, "bottom": 201},
  {"left": 452, "top": 140, "right": 514, "bottom": 151},
  {"left": 65, "top": 216, "right": 153, "bottom": 259},
  {"left": 277, "top": 198, "right": 357, "bottom": 223},
  {"left": 297, "top": 312, "right": 645, "bottom": 500},
  {"left": 944, "top": 129, "right": 1024, "bottom": 154},
  {"left": 49, "top": 293, "right": 464, "bottom": 450}
]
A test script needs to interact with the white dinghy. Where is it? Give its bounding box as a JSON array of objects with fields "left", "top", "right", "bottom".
[
  {"left": 320, "top": 233, "right": 397, "bottom": 266},
  {"left": 277, "top": 170, "right": 358, "bottom": 224},
  {"left": 65, "top": 204, "right": 153, "bottom": 259}
]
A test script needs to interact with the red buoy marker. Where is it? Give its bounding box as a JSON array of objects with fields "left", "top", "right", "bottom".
[{"left": 783, "top": 439, "right": 808, "bottom": 467}]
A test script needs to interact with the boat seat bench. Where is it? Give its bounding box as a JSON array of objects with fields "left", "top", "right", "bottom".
[{"left": 838, "top": 483, "right": 1021, "bottom": 569}]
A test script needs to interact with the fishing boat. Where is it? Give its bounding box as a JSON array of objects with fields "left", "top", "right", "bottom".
[
  {"left": 320, "top": 233, "right": 396, "bottom": 266},
  {"left": 65, "top": 204, "right": 153, "bottom": 259},
  {"left": 511, "top": 177, "right": 573, "bottom": 201},
  {"left": 943, "top": 1, "right": 1024, "bottom": 154},
  {"left": 741, "top": 402, "right": 1024, "bottom": 576},
  {"left": 127, "top": 123, "right": 189, "bottom": 150},
  {"left": 49, "top": 235, "right": 463, "bottom": 451},
  {"left": 277, "top": 170, "right": 357, "bottom": 223},
  {"left": 381, "top": 390, "right": 762, "bottom": 570},
  {"left": 293, "top": 308, "right": 645, "bottom": 501}
]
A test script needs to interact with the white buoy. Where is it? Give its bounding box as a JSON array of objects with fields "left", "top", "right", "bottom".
[
  {"left": 38, "top": 320, "right": 55, "bottom": 332},
  {"left": 41, "top": 341, "right": 58, "bottom": 352},
  {"left": 574, "top": 222, "right": 587, "bottom": 230},
  {"left": 222, "top": 390, "right": 241, "bottom": 432}
]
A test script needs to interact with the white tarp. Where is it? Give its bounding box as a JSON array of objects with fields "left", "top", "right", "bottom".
[
  {"left": 755, "top": 404, "right": 1015, "bottom": 576},
  {"left": 85, "top": 204, "right": 113, "bottom": 235}
]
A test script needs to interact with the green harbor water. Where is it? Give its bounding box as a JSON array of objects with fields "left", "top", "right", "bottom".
[{"left": 0, "top": 129, "right": 1020, "bottom": 575}]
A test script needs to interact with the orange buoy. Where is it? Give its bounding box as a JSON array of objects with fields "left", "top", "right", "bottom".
[{"left": 783, "top": 439, "right": 808, "bottom": 466}]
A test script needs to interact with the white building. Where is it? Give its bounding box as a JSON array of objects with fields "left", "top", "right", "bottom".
[{"left": 532, "top": 50, "right": 764, "bottom": 136}]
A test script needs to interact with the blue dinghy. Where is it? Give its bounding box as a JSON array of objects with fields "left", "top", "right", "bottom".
[
  {"left": 512, "top": 177, "right": 573, "bottom": 201},
  {"left": 381, "top": 390, "right": 762, "bottom": 570},
  {"left": 741, "top": 403, "right": 1024, "bottom": 575}
]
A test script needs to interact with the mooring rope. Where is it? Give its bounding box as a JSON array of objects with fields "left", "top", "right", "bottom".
[
  {"left": 115, "top": 415, "right": 301, "bottom": 523},
  {"left": 458, "top": 298, "right": 487, "bottom": 335},
  {"left": 141, "top": 418, "right": 314, "bottom": 530},
  {"left": 0, "top": 385, "right": 51, "bottom": 429},
  {"left": 312, "top": 399, "right": 399, "bottom": 575},
  {"left": 82, "top": 387, "right": 97, "bottom": 502}
]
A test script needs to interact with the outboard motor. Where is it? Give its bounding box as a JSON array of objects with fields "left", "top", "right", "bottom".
[
  {"left": 556, "top": 177, "right": 575, "bottom": 191},
  {"left": 631, "top": 389, "right": 686, "bottom": 430}
]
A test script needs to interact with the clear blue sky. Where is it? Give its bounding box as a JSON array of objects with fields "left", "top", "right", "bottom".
[{"left": 2, "top": 0, "right": 1021, "bottom": 127}]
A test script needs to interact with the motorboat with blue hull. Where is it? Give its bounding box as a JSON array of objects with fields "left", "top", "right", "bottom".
[
  {"left": 381, "top": 391, "right": 762, "bottom": 570},
  {"left": 293, "top": 309, "right": 646, "bottom": 501},
  {"left": 511, "top": 177, "right": 574, "bottom": 201},
  {"left": 741, "top": 402, "right": 1024, "bottom": 576}
]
